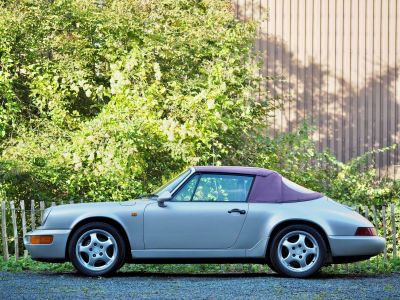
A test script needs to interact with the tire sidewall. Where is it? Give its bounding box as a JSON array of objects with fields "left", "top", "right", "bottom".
[
  {"left": 69, "top": 222, "right": 126, "bottom": 276},
  {"left": 269, "top": 224, "right": 327, "bottom": 278}
]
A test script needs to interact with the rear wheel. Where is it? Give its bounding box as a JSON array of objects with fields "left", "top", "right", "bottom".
[
  {"left": 69, "top": 222, "right": 126, "bottom": 276},
  {"left": 270, "top": 225, "right": 326, "bottom": 278}
]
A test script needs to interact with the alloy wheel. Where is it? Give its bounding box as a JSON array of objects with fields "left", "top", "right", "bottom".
[
  {"left": 75, "top": 229, "right": 118, "bottom": 272},
  {"left": 277, "top": 230, "right": 319, "bottom": 273}
]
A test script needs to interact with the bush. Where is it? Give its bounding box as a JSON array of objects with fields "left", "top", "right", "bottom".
[
  {"left": 0, "top": 0, "right": 397, "bottom": 206},
  {"left": 255, "top": 122, "right": 399, "bottom": 205},
  {"left": 0, "top": 0, "right": 271, "bottom": 202}
]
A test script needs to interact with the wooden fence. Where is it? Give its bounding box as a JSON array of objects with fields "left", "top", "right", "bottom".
[
  {"left": 0, "top": 200, "right": 398, "bottom": 269},
  {"left": 0, "top": 200, "right": 77, "bottom": 260},
  {"left": 234, "top": 0, "right": 400, "bottom": 178}
]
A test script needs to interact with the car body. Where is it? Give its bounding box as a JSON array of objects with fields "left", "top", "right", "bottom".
[{"left": 24, "top": 166, "right": 385, "bottom": 277}]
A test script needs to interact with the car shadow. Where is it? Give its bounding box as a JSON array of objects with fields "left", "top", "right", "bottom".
[
  {"left": 113, "top": 271, "right": 380, "bottom": 279},
  {"left": 41, "top": 270, "right": 382, "bottom": 280}
]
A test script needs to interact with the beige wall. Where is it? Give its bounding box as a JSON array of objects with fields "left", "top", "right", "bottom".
[{"left": 234, "top": 0, "right": 400, "bottom": 178}]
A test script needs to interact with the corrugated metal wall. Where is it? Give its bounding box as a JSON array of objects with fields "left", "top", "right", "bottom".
[{"left": 235, "top": 0, "right": 400, "bottom": 178}]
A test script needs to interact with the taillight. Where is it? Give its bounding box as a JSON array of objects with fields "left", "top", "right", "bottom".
[{"left": 355, "top": 227, "right": 377, "bottom": 236}]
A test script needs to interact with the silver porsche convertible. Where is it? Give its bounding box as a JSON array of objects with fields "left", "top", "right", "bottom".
[{"left": 24, "top": 166, "right": 385, "bottom": 278}]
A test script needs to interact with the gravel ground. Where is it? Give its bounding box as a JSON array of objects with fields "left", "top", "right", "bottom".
[{"left": 0, "top": 271, "right": 399, "bottom": 300}]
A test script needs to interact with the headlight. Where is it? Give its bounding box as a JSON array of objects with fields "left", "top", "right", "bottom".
[{"left": 41, "top": 208, "right": 52, "bottom": 225}]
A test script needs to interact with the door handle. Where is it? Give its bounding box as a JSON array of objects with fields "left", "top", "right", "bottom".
[{"left": 228, "top": 208, "right": 246, "bottom": 214}]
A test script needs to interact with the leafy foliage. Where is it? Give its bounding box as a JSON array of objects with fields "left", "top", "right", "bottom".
[
  {"left": 0, "top": 0, "right": 270, "bottom": 202},
  {"left": 0, "top": 0, "right": 397, "bottom": 205},
  {"left": 255, "top": 123, "right": 399, "bottom": 205}
]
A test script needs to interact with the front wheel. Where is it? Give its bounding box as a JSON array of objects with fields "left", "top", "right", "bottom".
[
  {"left": 269, "top": 225, "right": 327, "bottom": 278},
  {"left": 69, "top": 222, "right": 126, "bottom": 276}
]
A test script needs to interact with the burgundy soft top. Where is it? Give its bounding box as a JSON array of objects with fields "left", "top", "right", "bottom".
[{"left": 193, "top": 166, "right": 322, "bottom": 203}]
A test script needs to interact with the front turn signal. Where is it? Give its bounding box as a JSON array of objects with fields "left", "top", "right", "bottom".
[
  {"left": 30, "top": 235, "right": 53, "bottom": 244},
  {"left": 355, "top": 227, "right": 377, "bottom": 236}
]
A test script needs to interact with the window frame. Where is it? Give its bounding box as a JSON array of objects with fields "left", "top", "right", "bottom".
[
  {"left": 171, "top": 172, "right": 255, "bottom": 203},
  {"left": 153, "top": 168, "right": 194, "bottom": 196}
]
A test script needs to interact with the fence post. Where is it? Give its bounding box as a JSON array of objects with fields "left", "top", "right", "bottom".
[
  {"left": 20, "top": 200, "right": 28, "bottom": 258},
  {"left": 30, "top": 200, "right": 36, "bottom": 230},
  {"left": 372, "top": 205, "right": 378, "bottom": 227},
  {"left": 39, "top": 201, "right": 45, "bottom": 222},
  {"left": 69, "top": 200, "right": 74, "bottom": 204},
  {"left": 364, "top": 206, "right": 369, "bottom": 220},
  {"left": 1, "top": 202, "right": 9, "bottom": 260},
  {"left": 371, "top": 205, "right": 379, "bottom": 269},
  {"left": 382, "top": 205, "right": 387, "bottom": 263},
  {"left": 391, "top": 204, "right": 397, "bottom": 258},
  {"left": 10, "top": 201, "right": 19, "bottom": 259},
  {"left": 364, "top": 206, "right": 370, "bottom": 270},
  {"left": 355, "top": 207, "right": 360, "bottom": 272}
]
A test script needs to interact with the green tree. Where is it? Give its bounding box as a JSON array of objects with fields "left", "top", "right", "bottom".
[
  {"left": 0, "top": 0, "right": 271, "bottom": 201},
  {"left": 0, "top": 0, "right": 397, "bottom": 205}
]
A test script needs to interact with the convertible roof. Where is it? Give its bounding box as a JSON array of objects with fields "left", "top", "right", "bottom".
[
  {"left": 193, "top": 166, "right": 274, "bottom": 176},
  {"left": 193, "top": 166, "right": 322, "bottom": 203}
]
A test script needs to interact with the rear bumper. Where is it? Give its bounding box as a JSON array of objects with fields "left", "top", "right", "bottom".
[
  {"left": 24, "top": 229, "right": 71, "bottom": 260},
  {"left": 328, "top": 236, "right": 385, "bottom": 257}
]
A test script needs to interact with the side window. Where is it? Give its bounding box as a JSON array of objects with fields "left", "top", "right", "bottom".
[
  {"left": 172, "top": 175, "right": 199, "bottom": 201},
  {"left": 192, "top": 174, "right": 253, "bottom": 202}
]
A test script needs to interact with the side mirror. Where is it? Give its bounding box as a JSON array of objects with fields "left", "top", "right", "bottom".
[
  {"left": 157, "top": 191, "right": 171, "bottom": 208},
  {"left": 158, "top": 198, "right": 168, "bottom": 207}
]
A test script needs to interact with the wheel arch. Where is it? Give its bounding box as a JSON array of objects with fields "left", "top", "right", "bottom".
[
  {"left": 266, "top": 219, "right": 332, "bottom": 262},
  {"left": 65, "top": 217, "right": 132, "bottom": 261}
]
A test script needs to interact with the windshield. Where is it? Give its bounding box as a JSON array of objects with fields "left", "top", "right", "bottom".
[{"left": 153, "top": 169, "right": 192, "bottom": 195}]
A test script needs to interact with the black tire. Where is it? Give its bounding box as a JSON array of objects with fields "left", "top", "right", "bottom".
[
  {"left": 269, "top": 224, "right": 327, "bottom": 278},
  {"left": 68, "top": 222, "right": 126, "bottom": 277}
]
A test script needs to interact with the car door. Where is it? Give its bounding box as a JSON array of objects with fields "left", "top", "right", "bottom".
[{"left": 143, "top": 173, "right": 254, "bottom": 249}]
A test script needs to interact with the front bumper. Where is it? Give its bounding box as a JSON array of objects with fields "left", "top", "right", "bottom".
[
  {"left": 24, "top": 229, "right": 71, "bottom": 260},
  {"left": 328, "top": 236, "right": 385, "bottom": 257}
]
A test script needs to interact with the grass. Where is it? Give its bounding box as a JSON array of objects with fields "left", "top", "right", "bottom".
[
  {"left": 0, "top": 255, "right": 399, "bottom": 275},
  {"left": 0, "top": 256, "right": 72, "bottom": 273},
  {"left": 323, "top": 256, "right": 400, "bottom": 275}
]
